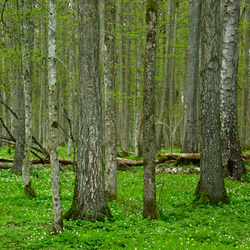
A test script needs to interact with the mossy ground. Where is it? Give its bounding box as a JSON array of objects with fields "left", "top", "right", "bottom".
[{"left": 1, "top": 146, "right": 250, "bottom": 249}]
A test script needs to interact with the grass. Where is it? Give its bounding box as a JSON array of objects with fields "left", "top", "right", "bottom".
[{"left": 1, "top": 146, "right": 250, "bottom": 249}]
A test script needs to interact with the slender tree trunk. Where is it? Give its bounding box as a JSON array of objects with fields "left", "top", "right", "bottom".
[
  {"left": 220, "top": 0, "right": 244, "bottom": 180},
  {"left": 65, "top": 0, "right": 111, "bottom": 222},
  {"left": 169, "top": 5, "right": 177, "bottom": 153},
  {"left": 48, "top": 0, "right": 63, "bottom": 233},
  {"left": 104, "top": 0, "right": 118, "bottom": 201},
  {"left": 134, "top": 38, "right": 143, "bottom": 158},
  {"left": 21, "top": 0, "right": 36, "bottom": 197},
  {"left": 117, "top": 0, "right": 124, "bottom": 144},
  {"left": 13, "top": 68, "right": 25, "bottom": 175},
  {"left": 120, "top": 2, "right": 131, "bottom": 156},
  {"left": 67, "top": 46, "right": 74, "bottom": 156},
  {"left": 195, "top": 0, "right": 229, "bottom": 204},
  {"left": 143, "top": 0, "right": 160, "bottom": 220},
  {"left": 242, "top": 4, "right": 250, "bottom": 149},
  {"left": 156, "top": 0, "right": 173, "bottom": 152},
  {"left": 182, "top": 0, "right": 201, "bottom": 153}
]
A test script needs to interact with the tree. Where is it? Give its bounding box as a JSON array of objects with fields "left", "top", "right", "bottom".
[
  {"left": 21, "top": 0, "right": 36, "bottom": 197},
  {"left": 48, "top": 0, "right": 63, "bottom": 233},
  {"left": 143, "top": 0, "right": 160, "bottom": 220},
  {"left": 104, "top": 0, "right": 117, "bottom": 201},
  {"left": 65, "top": 0, "right": 111, "bottom": 221},
  {"left": 13, "top": 68, "right": 25, "bottom": 175},
  {"left": 182, "top": 0, "right": 201, "bottom": 153},
  {"left": 220, "top": 0, "right": 244, "bottom": 180},
  {"left": 195, "top": 0, "right": 229, "bottom": 204},
  {"left": 156, "top": 0, "right": 173, "bottom": 152},
  {"left": 241, "top": 1, "right": 250, "bottom": 149}
]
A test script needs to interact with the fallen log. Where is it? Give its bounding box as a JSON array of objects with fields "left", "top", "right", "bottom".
[
  {"left": 156, "top": 167, "right": 200, "bottom": 175},
  {"left": 0, "top": 157, "right": 13, "bottom": 163}
]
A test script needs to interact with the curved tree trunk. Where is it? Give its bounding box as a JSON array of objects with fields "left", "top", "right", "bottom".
[
  {"left": 65, "top": 0, "right": 111, "bottom": 222},
  {"left": 220, "top": 0, "right": 244, "bottom": 180},
  {"left": 195, "top": 0, "right": 229, "bottom": 204}
]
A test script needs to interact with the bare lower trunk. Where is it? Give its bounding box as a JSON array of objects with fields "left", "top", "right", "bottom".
[
  {"left": 104, "top": 0, "right": 117, "bottom": 201},
  {"left": 195, "top": 0, "right": 228, "bottom": 204},
  {"left": 182, "top": 0, "right": 201, "bottom": 153},
  {"left": 13, "top": 68, "right": 25, "bottom": 175},
  {"left": 21, "top": 0, "right": 36, "bottom": 197},
  {"left": 156, "top": 0, "right": 173, "bottom": 152},
  {"left": 143, "top": 0, "right": 160, "bottom": 220},
  {"left": 48, "top": 0, "right": 63, "bottom": 233},
  {"left": 65, "top": 0, "right": 110, "bottom": 222},
  {"left": 220, "top": 0, "right": 244, "bottom": 180}
]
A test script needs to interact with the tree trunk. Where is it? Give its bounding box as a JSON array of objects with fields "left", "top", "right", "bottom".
[
  {"left": 21, "top": 0, "right": 36, "bottom": 197},
  {"left": 13, "top": 67, "right": 25, "bottom": 175},
  {"left": 195, "top": 0, "right": 229, "bottom": 204},
  {"left": 220, "top": 0, "right": 244, "bottom": 180},
  {"left": 65, "top": 0, "right": 111, "bottom": 222},
  {"left": 156, "top": 0, "right": 173, "bottom": 152},
  {"left": 120, "top": 2, "right": 131, "bottom": 156},
  {"left": 117, "top": 0, "right": 124, "bottom": 145},
  {"left": 143, "top": 0, "right": 160, "bottom": 220},
  {"left": 48, "top": 0, "right": 63, "bottom": 233},
  {"left": 182, "top": 0, "right": 201, "bottom": 153},
  {"left": 104, "top": 0, "right": 118, "bottom": 201},
  {"left": 242, "top": 3, "right": 250, "bottom": 149}
]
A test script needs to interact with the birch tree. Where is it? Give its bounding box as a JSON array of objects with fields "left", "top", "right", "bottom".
[
  {"left": 48, "top": 0, "right": 63, "bottom": 233},
  {"left": 104, "top": 0, "right": 117, "bottom": 201}
]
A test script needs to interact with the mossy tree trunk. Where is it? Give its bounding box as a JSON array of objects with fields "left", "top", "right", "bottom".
[
  {"left": 65, "top": 0, "right": 111, "bottom": 222},
  {"left": 143, "top": 0, "right": 160, "bottom": 220},
  {"left": 195, "top": 0, "right": 229, "bottom": 204}
]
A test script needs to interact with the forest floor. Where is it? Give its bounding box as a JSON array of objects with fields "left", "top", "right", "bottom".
[{"left": 1, "top": 146, "right": 250, "bottom": 249}]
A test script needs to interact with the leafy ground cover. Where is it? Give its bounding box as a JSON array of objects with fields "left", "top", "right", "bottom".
[{"left": 1, "top": 146, "right": 250, "bottom": 249}]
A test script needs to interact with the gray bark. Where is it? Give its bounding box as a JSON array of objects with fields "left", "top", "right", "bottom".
[
  {"left": 182, "top": 0, "right": 201, "bottom": 153},
  {"left": 156, "top": 0, "right": 173, "bottom": 152},
  {"left": 120, "top": 2, "right": 131, "bottom": 155},
  {"left": 220, "top": 0, "right": 244, "bottom": 180},
  {"left": 195, "top": 0, "right": 229, "bottom": 204},
  {"left": 65, "top": 0, "right": 110, "bottom": 222},
  {"left": 143, "top": 0, "right": 160, "bottom": 220},
  {"left": 242, "top": 4, "right": 250, "bottom": 149},
  {"left": 117, "top": 0, "right": 124, "bottom": 144},
  {"left": 13, "top": 68, "right": 25, "bottom": 175},
  {"left": 48, "top": 0, "right": 63, "bottom": 233},
  {"left": 104, "top": 0, "right": 118, "bottom": 201},
  {"left": 21, "top": 0, "right": 36, "bottom": 197}
]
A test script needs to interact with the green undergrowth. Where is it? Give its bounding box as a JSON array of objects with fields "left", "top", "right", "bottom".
[{"left": 1, "top": 166, "right": 250, "bottom": 249}]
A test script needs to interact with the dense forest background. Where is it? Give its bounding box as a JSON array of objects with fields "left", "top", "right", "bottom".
[{"left": 0, "top": 0, "right": 248, "bottom": 154}]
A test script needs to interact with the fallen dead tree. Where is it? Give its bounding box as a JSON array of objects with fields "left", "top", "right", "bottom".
[
  {"left": 156, "top": 167, "right": 200, "bottom": 175},
  {"left": 1, "top": 152, "right": 250, "bottom": 170}
]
